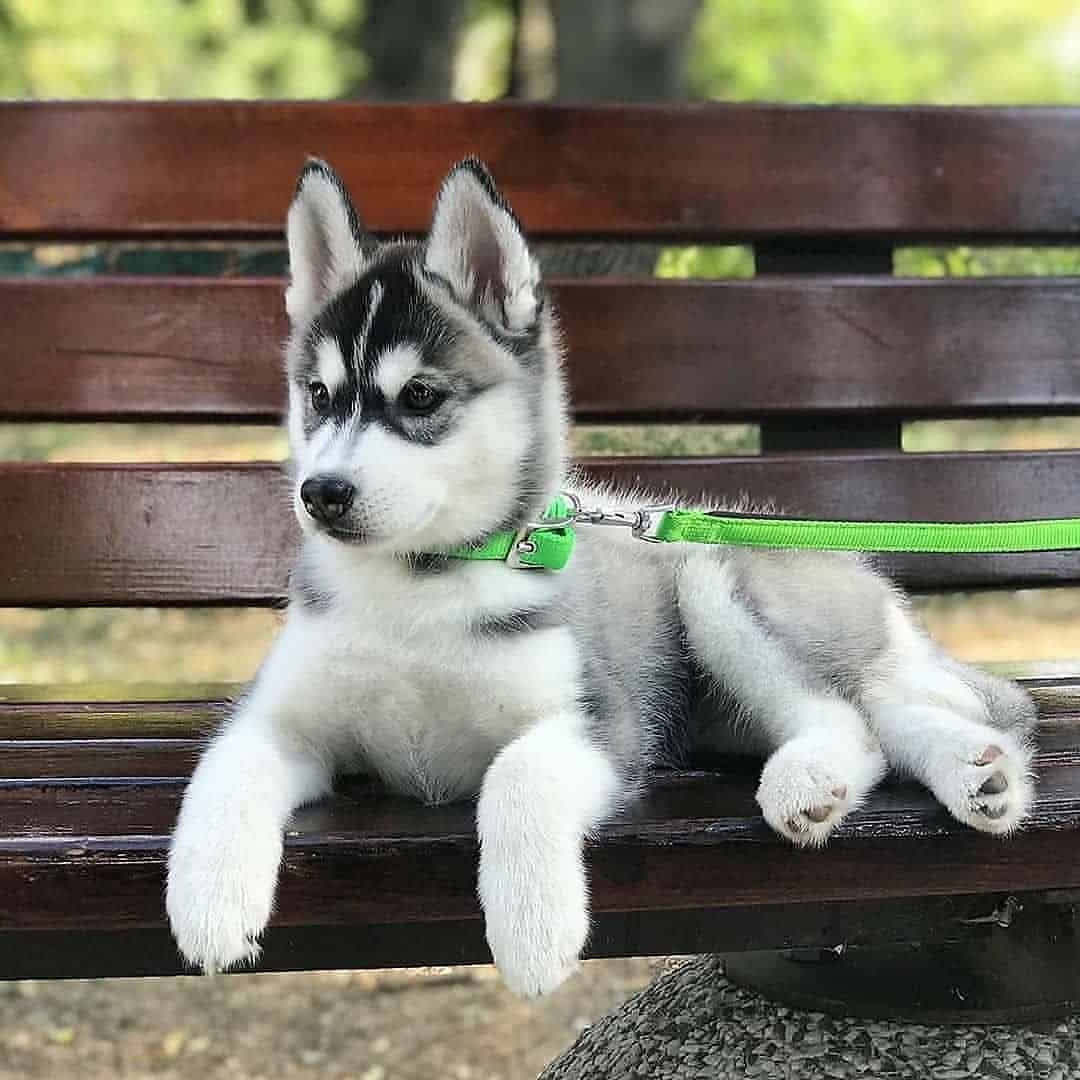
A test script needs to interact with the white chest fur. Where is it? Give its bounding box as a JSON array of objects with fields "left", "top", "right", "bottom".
[{"left": 273, "top": 547, "right": 583, "bottom": 804}]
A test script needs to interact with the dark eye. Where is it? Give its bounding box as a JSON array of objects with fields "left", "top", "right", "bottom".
[
  {"left": 398, "top": 379, "right": 444, "bottom": 416},
  {"left": 310, "top": 381, "right": 331, "bottom": 414}
]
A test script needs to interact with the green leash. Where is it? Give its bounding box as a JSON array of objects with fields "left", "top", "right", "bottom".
[
  {"left": 652, "top": 511, "right": 1080, "bottom": 555},
  {"left": 443, "top": 495, "right": 1080, "bottom": 572}
]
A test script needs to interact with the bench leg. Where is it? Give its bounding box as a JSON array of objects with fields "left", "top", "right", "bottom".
[{"left": 724, "top": 893, "right": 1080, "bottom": 1023}]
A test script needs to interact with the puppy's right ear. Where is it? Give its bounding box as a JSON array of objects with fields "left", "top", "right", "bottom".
[{"left": 286, "top": 159, "right": 373, "bottom": 326}]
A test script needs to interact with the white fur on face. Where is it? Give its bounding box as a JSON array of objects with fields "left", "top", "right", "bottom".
[
  {"left": 357, "top": 280, "right": 384, "bottom": 357},
  {"left": 315, "top": 337, "right": 348, "bottom": 396},
  {"left": 374, "top": 343, "right": 423, "bottom": 400},
  {"left": 293, "top": 380, "right": 531, "bottom": 550}
]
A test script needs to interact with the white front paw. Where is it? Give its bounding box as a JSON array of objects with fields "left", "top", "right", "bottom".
[
  {"left": 166, "top": 812, "right": 283, "bottom": 973},
  {"left": 479, "top": 843, "right": 589, "bottom": 998}
]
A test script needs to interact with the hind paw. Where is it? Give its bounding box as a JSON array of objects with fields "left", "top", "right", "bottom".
[
  {"left": 757, "top": 735, "right": 885, "bottom": 848},
  {"left": 930, "top": 735, "right": 1033, "bottom": 835}
]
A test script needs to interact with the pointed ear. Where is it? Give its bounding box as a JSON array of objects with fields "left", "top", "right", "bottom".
[
  {"left": 286, "top": 158, "right": 372, "bottom": 326},
  {"left": 424, "top": 158, "right": 541, "bottom": 332}
]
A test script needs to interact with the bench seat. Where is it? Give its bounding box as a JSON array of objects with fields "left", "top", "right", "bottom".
[{"left": 2, "top": 677, "right": 1077, "bottom": 979}]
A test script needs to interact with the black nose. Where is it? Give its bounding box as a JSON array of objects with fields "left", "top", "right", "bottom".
[{"left": 300, "top": 475, "right": 355, "bottom": 524}]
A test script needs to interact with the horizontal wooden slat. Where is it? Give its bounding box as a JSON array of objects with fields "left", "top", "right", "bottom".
[
  {"left": 6, "top": 722, "right": 1078, "bottom": 784},
  {"left": 2, "top": 679, "right": 1074, "bottom": 744},
  {"left": 0, "top": 893, "right": 1025, "bottom": 980},
  {"left": 6, "top": 103, "right": 1080, "bottom": 241},
  {"left": 0, "top": 691, "right": 229, "bottom": 739},
  {"left": 0, "top": 740, "right": 203, "bottom": 782},
  {"left": 3, "top": 764, "right": 1080, "bottom": 935},
  {"left": 5, "top": 277, "right": 1080, "bottom": 421},
  {"left": 1, "top": 454, "right": 1078, "bottom": 605}
]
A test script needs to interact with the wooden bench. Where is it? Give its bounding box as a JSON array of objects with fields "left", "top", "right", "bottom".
[{"left": 2, "top": 102, "right": 1080, "bottom": 993}]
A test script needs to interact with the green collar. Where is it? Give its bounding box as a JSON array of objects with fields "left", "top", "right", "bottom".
[{"left": 442, "top": 497, "right": 577, "bottom": 571}]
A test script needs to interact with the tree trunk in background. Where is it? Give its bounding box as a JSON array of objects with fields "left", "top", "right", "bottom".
[
  {"left": 551, "top": 0, "right": 701, "bottom": 102},
  {"left": 356, "top": 0, "right": 466, "bottom": 99}
]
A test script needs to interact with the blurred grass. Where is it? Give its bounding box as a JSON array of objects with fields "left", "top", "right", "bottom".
[
  {"left": 0, "top": 423, "right": 288, "bottom": 462},
  {"left": 0, "top": 608, "right": 279, "bottom": 685},
  {"left": 904, "top": 418, "right": 1080, "bottom": 452},
  {"left": 3, "top": 592, "right": 1077, "bottom": 686}
]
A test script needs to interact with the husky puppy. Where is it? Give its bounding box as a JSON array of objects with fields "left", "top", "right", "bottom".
[{"left": 167, "top": 158, "right": 1037, "bottom": 997}]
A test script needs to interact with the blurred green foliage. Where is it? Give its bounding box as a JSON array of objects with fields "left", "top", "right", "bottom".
[
  {"left": 690, "top": 0, "right": 1080, "bottom": 104},
  {"left": 0, "top": 0, "right": 364, "bottom": 97},
  {"left": 896, "top": 247, "right": 1080, "bottom": 277},
  {"left": 4, "top": 0, "right": 1080, "bottom": 104}
]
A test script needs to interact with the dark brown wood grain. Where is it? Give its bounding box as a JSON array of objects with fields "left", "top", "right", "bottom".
[
  {"left": 4, "top": 763, "right": 1080, "bottom": 933},
  {"left": 6, "top": 277, "right": 1080, "bottom": 421},
  {"left": 0, "top": 740, "right": 202, "bottom": 782},
  {"left": 6, "top": 103, "right": 1080, "bottom": 240},
  {"left": 1, "top": 454, "right": 1077, "bottom": 605},
  {"left": 0, "top": 894, "right": 1018, "bottom": 979},
  {"left": 0, "top": 692, "right": 229, "bottom": 739},
  {"left": 2, "top": 680, "right": 1074, "bottom": 781}
]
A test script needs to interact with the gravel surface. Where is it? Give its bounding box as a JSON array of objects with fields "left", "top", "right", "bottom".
[
  {"left": 0, "top": 960, "right": 658, "bottom": 1080},
  {"left": 542, "top": 956, "right": 1076, "bottom": 1079}
]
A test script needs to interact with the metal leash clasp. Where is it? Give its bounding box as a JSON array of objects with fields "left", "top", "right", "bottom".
[
  {"left": 632, "top": 503, "right": 676, "bottom": 542},
  {"left": 561, "top": 492, "right": 675, "bottom": 543}
]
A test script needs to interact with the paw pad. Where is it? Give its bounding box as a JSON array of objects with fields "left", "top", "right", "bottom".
[{"left": 979, "top": 771, "right": 1008, "bottom": 795}]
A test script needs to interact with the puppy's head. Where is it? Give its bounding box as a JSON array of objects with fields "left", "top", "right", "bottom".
[{"left": 284, "top": 158, "right": 565, "bottom": 554}]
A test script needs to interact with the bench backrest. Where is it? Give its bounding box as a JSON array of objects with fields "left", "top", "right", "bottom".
[{"left": 2, "top": 102, "right": 1080, "bottom": 611}]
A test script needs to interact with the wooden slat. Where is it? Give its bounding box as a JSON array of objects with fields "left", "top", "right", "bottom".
[
  {"left": 3, "top": 764, "right": 1080, "bottom": 934},
  {"left": 2, "top": 678, "right": 1071, "bottom": 756},
  {"left": 0, "top": 740, "right": 203, "bottom": 782},
  {"left": 1, "top": 454, "right": 1078, "bottom": 605},
  {"left": 5, "top": 720, "right": 1077, "bottom": 784},
  {"left": 0, "top": 680, "right": 1075, "bottom": 779},
  {"left": 0, "top": 691, "right": 228, "bottom": 739},
  {"left": 0, "top": 894, "right": 1017, "bottom": 979},
  {"left": 5, "top": 277, "right": 1080, "bottom": 422},
  {"left": 2, "top": 678, "right": 1074, "bottom": 745},
  {"left": 754, "top": 239, "right": 901, "bottom": 454},
  {"left": 6, "top": 103, "right": 1080, "bottom": 240}
]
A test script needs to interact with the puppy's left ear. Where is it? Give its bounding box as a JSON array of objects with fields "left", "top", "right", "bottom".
[{"left": 424, "top": 158, "right": 541, "bottom": 332}]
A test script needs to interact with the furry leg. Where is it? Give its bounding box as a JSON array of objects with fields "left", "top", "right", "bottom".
[
  {"left": 866, "top": 701, "right": 1033, "bottom": 834},
  {"left": 167, "top": 709, "right": 331, "bottom": 973},
  {"left": 477, "top": 713, "right": 620, "bottom": 997},
  {"left": 862, "top": 619, "right": 1036, "bottom": 835},
  {"left": 678, "top": 555, "right": 886, "bottom": 846}
]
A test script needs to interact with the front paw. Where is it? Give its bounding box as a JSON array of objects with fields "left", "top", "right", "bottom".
[
  {"left": 166, "top": 819, "right": 282, "bottom": 973},
  {"left": 479, "top": 845, "right": 589, "bottom": 998}
]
